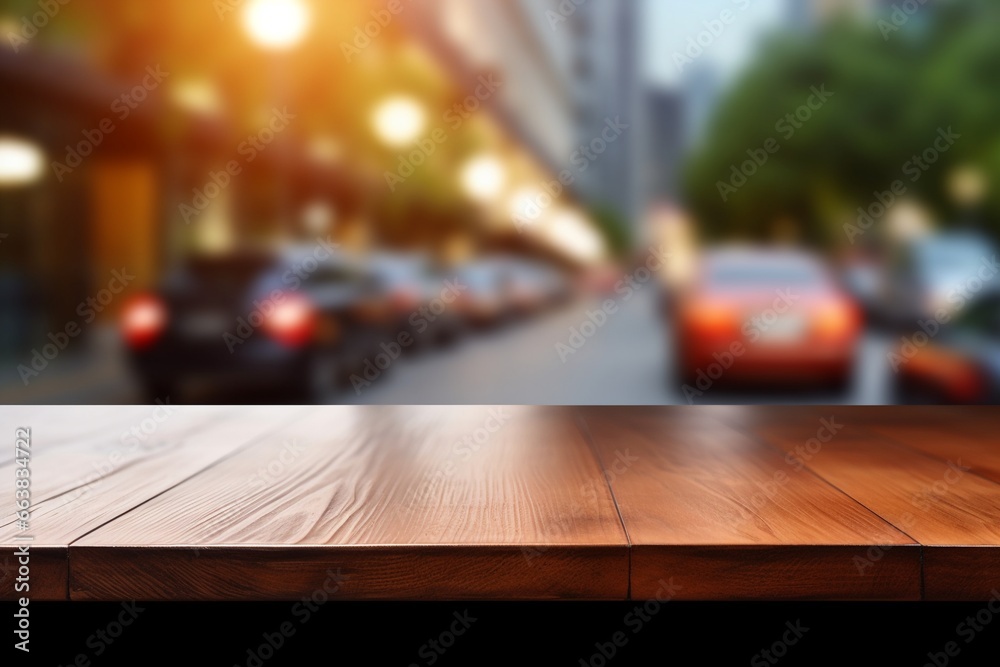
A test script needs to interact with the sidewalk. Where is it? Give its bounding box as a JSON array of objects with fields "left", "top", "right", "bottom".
[{"left": 1, "top": 326, "right": 140, "bottom": 404}]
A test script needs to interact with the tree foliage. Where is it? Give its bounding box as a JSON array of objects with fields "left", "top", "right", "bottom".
[{"left": 683, "top": 0, "right": 1000, "bottom": 246}]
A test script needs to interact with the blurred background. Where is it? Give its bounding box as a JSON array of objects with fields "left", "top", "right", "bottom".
[{"left": 2, "top": 0, "right": 1000, "bottom": 405}]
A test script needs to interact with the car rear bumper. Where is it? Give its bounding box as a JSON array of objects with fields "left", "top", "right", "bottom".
[
  {"left": 129, "top": 337, "right": 311, "bottom": 386},
  {"left": 680, "top": 340, "right": 857, "bottom": 386}
]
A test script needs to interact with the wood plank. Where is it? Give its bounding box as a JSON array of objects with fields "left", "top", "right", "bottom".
[
  {"left": 731, "top": 407, "right": 1000, "bottom": 600},
  {"left": 0, "top": 406, "right": 150, "bottom": 600},
  {"left": 0, "top": 547, "right": 65, "bottom": 601},
  {"left": 578, "top": 407, "right": 919, "bottom": 600},
  {"left": 72, "top": 406, "right": 629, "bottom": 601},
  {"left": 863, "top": 407, "right": 1000, "bottom": 485},
  {"left": 8, "top": 405, "right": 993, "bottom": 602},
  {"left": 0, "top": 406, "right": 304, "bottom": 600},
  {"left": 0, "top": 406, "right": 142, "bottom": 466},
  {"left": 0, "top": 405, "right": 233, "bottom": 509}
]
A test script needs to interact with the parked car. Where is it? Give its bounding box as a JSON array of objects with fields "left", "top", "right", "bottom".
[
  {"left": 121, "top": 247, "right": 384, "bottom": 402},
  {"left": 368, "top": 252, "right": 463, "bottom": 348},
  {"left": 452, "top": 259, "right": 515, "bottom": 328},
  {"left": 881, "top": 231, "right": 997, "bottom": 328},
  {"left": 505, "top": 259, "right": 571, "bottom": 316},
  {"left": 671, "top": 247, "right": 861, "bottom": 390},
  {"left": 452, "top": 256, "right": 570, "bottom": 327},
  {"left": 893, "top": 290, "right": 1000, "bottom": 404}
]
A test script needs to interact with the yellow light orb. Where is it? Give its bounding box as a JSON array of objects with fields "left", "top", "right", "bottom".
[
  {"left": 461, "top": 155, "right": 506, "bottom": 202},
  {"left": 372, "top": 97, "right": 426, "bottom": 147},
  {"left": 243, "top": 0, "right": 309, "bottom": 50},
  {"left": 0, "top": 137, "right": 44, "bottom": 186}
]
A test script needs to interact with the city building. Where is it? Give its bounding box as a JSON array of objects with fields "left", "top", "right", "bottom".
[{"left": 410, "top": 0, "right": 643, "bottom": 242}]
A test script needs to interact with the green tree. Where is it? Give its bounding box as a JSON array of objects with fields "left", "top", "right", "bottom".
[{"left": 683, "top": 0, "right": 1000, "bottom": 246}]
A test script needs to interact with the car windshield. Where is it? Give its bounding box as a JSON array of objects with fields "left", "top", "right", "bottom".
[
  {"left": 707, "top": 259, "right": 823, "bottom": 287},
  {"left": 918, "top": 238, "right": 990, "bottom": 287},
  {"left": 181, "top": 255, "right": 275, "bottom": 294},
  {"left": 459, "top": 266, "right": 502, "bottom": 290},
  {"left": 368, "top": 255, "right": 432, "bottom": 288},
  {"left": 313, "top": 264, "right": 367, "bottom": 284}
]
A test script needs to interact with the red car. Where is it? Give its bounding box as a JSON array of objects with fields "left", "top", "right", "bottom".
[{"left": 672, "top": 248, "right": 861, "bottom": 390}]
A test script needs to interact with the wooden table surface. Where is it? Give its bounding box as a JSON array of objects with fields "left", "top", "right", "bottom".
[{"left": 2, "top": 406, "right": 998, "bottom": 601}]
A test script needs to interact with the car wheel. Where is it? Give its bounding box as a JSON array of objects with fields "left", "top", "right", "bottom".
[
  {"left": 305, "top": 349, "right": 346, "bottom": 401},
  {"left": 276, "top": 366, "right": 312, "bottom": 404},
  {"left": 334, "top": 354, "right": 368, "bottom": 390},
  {"left": 434, "top": 321, "right": 462, "bottom": 347},
  {"left": 893, "top": 378, "right": 944, "bottom": 405}
]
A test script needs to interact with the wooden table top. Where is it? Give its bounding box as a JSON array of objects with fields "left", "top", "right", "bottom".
[{"left": 2, "top": 406, "right": 998, "bottom": 601}]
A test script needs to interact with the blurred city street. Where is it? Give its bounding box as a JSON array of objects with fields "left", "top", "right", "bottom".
[
  {"left": 335, "top": 288, "right": 893, "bottom": 405},
  {"left": 338, "top": 290, "right": 676, "bottom": 405},
  {"left": 0, "top": 287, "right": 894, "bottom": 405},
  {"left": 4, "top": 0, "right": 1000, "bottom": 405}
]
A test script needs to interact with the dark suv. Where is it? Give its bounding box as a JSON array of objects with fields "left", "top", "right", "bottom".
[{"left": 122, "top": 248, "right": 386, "bottom": 402}]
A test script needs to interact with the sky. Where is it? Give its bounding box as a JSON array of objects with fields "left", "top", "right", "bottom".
[{"left": 643, "top": 0, "right": 786, "bottom": 88}]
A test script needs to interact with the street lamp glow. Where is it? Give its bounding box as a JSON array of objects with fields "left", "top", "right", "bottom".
[
  {"left": 509, "top": 187, "right": 542, "bottom": 218},
  {"left": 0, "top": 137, "right": 44, "bottom": 185},
  {"left": 243, "top": 0, "right": 309, "bottom": 50},
  {"left": 372, "top": 97, "right": 426, "bottom": 147},
  {"left": 461, "top": 155, "right": 506, "bottom": 202},
  {"left": 547, "top": 210, "right": 605, "bottom": 263}
]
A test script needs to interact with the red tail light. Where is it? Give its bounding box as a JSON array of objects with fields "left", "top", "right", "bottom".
[
  {"left": 389, "top": 288, "right": 420, "bottom": 313},
  {"left": 686, "top": 300, "right": 738, "bottom": 337},
  {"left": 816, "top": 300, "right": 858, "bottom": 339},
  {"left": 121, "top": 294, "right": 168, "bottom": 349},
  {"left": 263, "top": 293, "right": 316, "bottom": 347}
]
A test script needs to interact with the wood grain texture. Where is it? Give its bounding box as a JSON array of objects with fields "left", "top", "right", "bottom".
[
  {"left": 72, "top": 406, "right": 629, "bottom": 600},
  {"left": 0, "top": 406, "right": 142, "bottom": 466},
  {"left": 863, "top": 407, "right": 1000, "bottom": 484},
  {"left": 0, "top": 546, "right": 65, "bottom": 601},
  {"left": 70, "top": 546, "right": 623, "bottom": 601},
  {"left": 0, "top": 406, "right": 233, "bottom": 511},
  {"left": 5, "top": 405, "right": 999, "bottom": 601},
  {"left": 0, "top": 405, "right": 304, "bottom": 599},
  {"left": 731, "top": 407, "right": 1000, "bottom": 600},
  {"left": 578, "top": 407, "right": 919, "bottom": 600}
]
